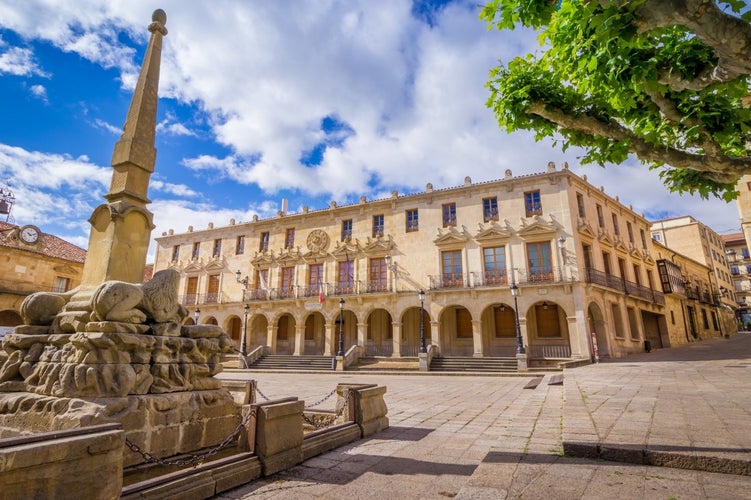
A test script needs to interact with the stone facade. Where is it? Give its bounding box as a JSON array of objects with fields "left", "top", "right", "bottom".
[
  {"left": 152, "top": 162, "right": 737, "bottom": 362},
  {"left": 0, "top": 221, "right": 85, "bottom": 333},
  {"left": 722, "top": 232, "right": 751, "bottom": 328}
]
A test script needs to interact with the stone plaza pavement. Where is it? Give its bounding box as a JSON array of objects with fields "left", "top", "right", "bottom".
[{"left": 216, "top": 334, "right": 751, "bottom": 499}]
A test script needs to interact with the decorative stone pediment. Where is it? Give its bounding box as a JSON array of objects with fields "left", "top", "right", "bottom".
[
  {"left": 629, "top": 245, "right": 642, "bottom": 259},
  {"left": 433, "top": 226, "right": 468, "bottom": 247},
  {"left": 517, "top": 216, "right": 556, "bottom": 240},
  {"left": 302, "top": 249, "right": 328, "bottom": 264},
  {"left": 362, "top": 235, "right": 394, "bottom": 256},
  {"left": 251, "top": 250, "right": 273, "bottom": 268},
  {"left": 475, "top": 221, "right": 513, "bottom": 244},
  {"left": 183, "top": 261, "right": 203, "bottom": 273},
  {"left": 577, "top": 220, "right": 596, "bottom": 240},
  {"left": 52, "top": 264, "right": 79, "bottom": 275},
  {"left": 597, "top": 230, "right": 614, "bottom": 246},
  {"left": 614, "top": 239, "right": 628, "bottom": 253},
  {"left": 277, "top": 247, "right": 301, "bottom": 267},
  {"left": 332, "top": 240, "right": 360, "bottom": 259},
  {"left": 643, "top": 252, "right": 655, "bottom": 265},
  {"left": 204, "top": 257, "right": 226, "bottom": 271}
]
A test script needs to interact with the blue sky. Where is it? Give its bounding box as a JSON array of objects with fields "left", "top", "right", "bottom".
[{"left": 0, "top": 0, "right": 742, "bottom": 260}]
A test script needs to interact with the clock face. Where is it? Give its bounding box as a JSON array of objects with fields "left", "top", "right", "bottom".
[{"left": 20, "top": 226, "right": 40, "bottom": 244}]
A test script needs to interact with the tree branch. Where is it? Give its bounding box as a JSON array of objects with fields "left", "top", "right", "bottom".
[{"left": 526, "top": 100, "right": 751, "bottom": 182}]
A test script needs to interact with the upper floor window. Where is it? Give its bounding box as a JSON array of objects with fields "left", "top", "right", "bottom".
[
  {"left": 206, "top": 274, "right": 220, "bottom": 303},
  {"left": 524, "top": 191, "right": 542, "bottom": 217},
  {"left": 235, "top": 235, "right": 245, "bottom": 255},
  {"left": 596, "top": 204, "right": 604, "bottom": 228},
  {"left": 627, "top": 222, "right": 634, "bottom": 243},
  {"left": 731, "top": 266, "right": 739, "bottom": 275},
  {"left": 483, "top": 197, "right": 498, "bottom": 222},
  {"left": 192, "top": 242, "right": 200, "bottom": 260},
  {"left": 640, "top": 229, "right": 647, "bottom": 249},
  {"left": 442, "top": 203, "right": 457, "bottom": 227},
  {"left": 285, "top": 228, "right": 295, "bottom": 249},
  {"left": 576, "top": 193, "right": 586, "bottom": 218},
  {"left": 743, "top": 248, "right": 750, "bottom": 258},
  {"left": 406, "top": 209, "right": 419, "bottom": 232},
  {"left": 441, "top": 250, "right": 463, "bottom": 287},
  {"left": 53, "top": 277, "right": 70, "bottom": 293},
  {"left": 483, "top": 246, "right": 507, "bottom": 285},
  {"left": 611, "top": 213, "right": 619, "bottom": 235},
  {"left": 259, "top": 232, "right": 269, "bottom": 251},
  {"left": 526, "top": 242, "right": 553, "bottom": 281},
  {"left": 212, "top": 238, "right": 222, "bottom": 257},
  {"left": 372, "top": 214, "right": 384, "bottom": 237},
  {"left": 171, "top": 245, "right": 180, "bottom": 262},
  {"left": 652, "top": 232, "right": 662, "bottom": 242},
  {"left": 341, "top": 219, "right": 353, "bottom": 241}
]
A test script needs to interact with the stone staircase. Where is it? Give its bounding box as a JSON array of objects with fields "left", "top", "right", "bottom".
[
  {"left": 248, "top": 354, "right": 336, "bottom": 371},
  {"left": 354, "top": 357, "right": 420, "bottom": 371},
  {"left": 429, "top": 356, "right": 518, "bottom": 372}
]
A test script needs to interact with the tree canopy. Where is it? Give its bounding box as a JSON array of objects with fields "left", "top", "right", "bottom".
[{"left": 481, "top": 0, "right": 751, "bottom": 200}]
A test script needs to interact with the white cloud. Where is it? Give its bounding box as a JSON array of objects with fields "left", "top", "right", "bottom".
[
  {"left": 94, "top": 118, "right": 122, "bottom": 135},
  {"left": 29, "top": 84, "right": 47, "bottom": 102},
  {"left": 0, "top": 46, "right": 48, "bottom": 76}
]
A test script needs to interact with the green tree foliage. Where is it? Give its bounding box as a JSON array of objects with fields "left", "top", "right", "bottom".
[{"left": 481, "top": 0, "right": 751, "bottom": 200}]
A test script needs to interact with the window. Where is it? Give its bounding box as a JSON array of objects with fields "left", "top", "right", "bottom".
[
  {"left": 285, "top": 228, "right": 295, "bottom": 249},
  {"left": 647, "top": 269, "right": 655, "bottom": 290},
  {"left": 670, "top": 310, "right": 675, "bottom": 325},
  {"left": 632, "top": 264, "right": 641, "bottom": 286},
  {"left": 369, "top": 257, "right": 388, "bottom": 292},
  {"left": 337, "top": 259, "right": 355, "bottom": 293},
  {"left": 640, "top": 229, "right": 647, "bottom": 249},
  {"left": 455, "top": 308, "right": 473, "bottom": 338},
  {"left": 372, "top": 215, "right": 385, "bottom": 237},
  {"left": 627, "top": 307, "right": 639, "bottom": 340},
  {"left": 309, "top": 263, "right": 323, "bottom": 297},
  {"left": 596, "top": 204, "right": 604, "bottom": 228},
  {"left": 171, "top": 245, "right": 180, "bottom": 262},
  {"left": 192, "top": 242, "right": 200, "bottom": 260},
  {"left": 254, "top": 269, "right": 269, "bottom": 299},
  {"left": 582, "top": 244, "right": 593, "bottom": 270},
  {"left": 259, "top": 232, "right": 269, "bottom": 251},
  {"left": 483, "top": 197, "right": 498, "bottom": 222},
  {"left": 576, "top": 193, "right": 585, "bottom": 218},
  {"left": 526, "top": 242, "right": 552, "bottom": 281},
  {"left": 652, "top": 232, "right": 662, "bottom": 242},
  {"left": 731, "top": 266, "right": 739, "bottom": 276},
  {"left": 612, "top": 303, "right": 625, "bottom": 338},
  {"left": 406, "top": 209, "right": 419, "bottom": 232},
  {"left": 537, "top": 304, "right": 561, "bottom": 338},
  {"left": 52, "top": 277, "right": 70, "bottom": 293},
  {"left": 602, "top": 252, "right": 612, "bottom": 275},
  {"left": 280, "top": 266, "right": 295, "bottom": 298},
  {"left": 611, "top": 213, "right": 619, "bottom": 235},
  {"left": 524, "top": 191, "right": 542, "bottom": 216},
  {"left": 627, "top": 222, "right": 634, "bottom": 243},
  {"left": 483, "top": 246, "right": 507, "bottom": 285},
  {"left": 235, "top": 235, "right": 245, "bottom": 255},
  {"left": 341, "top": 219, "right": 352, "bottom": 241},
  {"left": 212, "top": 238, "right": 222, "bottom": 257},
  {"left": 442, "top": 203, "right": 457, "bottom": 227},
  {"left": 745, "top": 265, "right": 751, "bottom": 274},
  {"left": 711, "top": 311, "right": 719, "bottom": 330},
  {"left": 207, "top": 274, "right": 220, "bottom": 303},
  {"left": 743, "top": 248, "right": 750, "bottom": 258},
  {"left": 441, "top": 250, "right": 463, "bottom": 287},
  {"left": 701, "top": 309, "right": 709, "bottom": 329},
  {"left": 185, "top": 276, "right": 198, "bottom": 305}
]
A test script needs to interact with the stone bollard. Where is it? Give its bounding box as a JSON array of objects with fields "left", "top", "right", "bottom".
[{"left": 252, "top": 398, "right": 304, "bottom": 476}]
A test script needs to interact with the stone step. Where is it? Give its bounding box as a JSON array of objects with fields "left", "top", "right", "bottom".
[
  {"left": 430, "top": 356, "right": 518, "bottom": 372},
  {"left": 249, "top": 355, "right": 336, "bottom": 370}
]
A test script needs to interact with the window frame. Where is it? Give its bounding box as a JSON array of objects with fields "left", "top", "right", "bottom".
[
  {"left": 406, "top": 209, "right": 419, "bottom": 232},
  {"left": 524, "top": 191, "right": 542, "bottom": 217},
  {"left": 372, "top": 214, "right": 385, "bottom": 238},
  {"left": 442, "top": 203, "right": 457, "bottom": 227},
  {"left": 482, "top": 197, "right": 499, "bottom": 222}
]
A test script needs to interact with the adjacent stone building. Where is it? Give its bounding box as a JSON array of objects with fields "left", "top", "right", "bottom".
[
  {"left": 153, "top": 162, "right": 735, "bottom": 363},
  {"left": 722, "top": 231, "right": 751, "bottom": 328},
  {"left": 0, "top": 221, "right": 85, "bottom": 333}
]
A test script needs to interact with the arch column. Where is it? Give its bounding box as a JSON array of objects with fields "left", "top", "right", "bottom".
[
  {"left": 293, "top": 323, "right": 304, "bottom": 356},
  {"left": 519, "top": 318, "right": 529, "bottom": 351},
  {"left": 357, "top": 322, "right": 367, "bottom": 348},
  {"left": 324, "top": 323, "right": 335, "bottom": 356},
  {"left": 472, "top": 319, "right": 483, "bottom": 358},
  {"left": 391, "top": 322, "right": 401, "bottom": 357},
  {"left": 430, "top": 321, "right": 441, "bottom": 353},
  {"left": 267, "top": 324, "right": 277, "bottom": 354}
]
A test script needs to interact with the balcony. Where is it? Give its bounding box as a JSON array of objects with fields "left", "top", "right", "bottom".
[
  {"left": 585, "top": 268, "right": 665, "bottom": 304},
  {"left": 429, "top": 273, "right": 467, "bottom": 289},
  {"left": 180, "top": 293, "right": 228, "bottom": 306},
  {"left": 476, "top": 270, "right": 508, "bottom": 287}
]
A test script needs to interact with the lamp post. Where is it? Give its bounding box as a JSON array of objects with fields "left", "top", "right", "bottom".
[
  {"left": 194, "top": 307, "right": 200, "bottom": 325},
  {"left": 241, "top": 303, "right": 249, "bottom": 357},
  {"left": 510, "top": 283, "right": 525, "bottom": 354},
  {"left": 418, "top": 288, "right": 427, "bottom": 354},
  {"left": 236, "top": 269, "right": 249, "bottom": 301},
  {"left": 338, "top": 298, "right": 345, "bottom": 356}
]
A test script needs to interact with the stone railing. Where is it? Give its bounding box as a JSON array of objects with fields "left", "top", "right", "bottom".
[
  {"left": 341, "top": 344, "right": 362, "bottom": 370},
  {"left": 419, "top": 343, "right": 439, "bottom": 371}
]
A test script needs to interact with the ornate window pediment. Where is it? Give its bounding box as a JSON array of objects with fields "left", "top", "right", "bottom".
[
  {"left": 614, "top": 239, "right": 628, "bottom": 253},
  {"left": 277, "top": 247, "right": 301, "bottom": 266},
  {"left": 52, "top": 264, "right": 79, "bottom": 275},
  {"left": 251, "top": 250, "right": 274, "bottom": 268},
  {"left": 204, "top": 257, "right": 226, "bottom": 271},
  {"left": 577, "top": 219, "right": 597, "bottom": 239},
  {"left": 361, "top": 235, "right": 394, "bottom": 256},
  {"left": 332, "top": 240, "right": 360, "bottom": 259},
  {"left": 302, "top": 249, "right": 328, "bottom": 264},
  {"left": 598, "top": 231, "right": 614, "bottom": 246},
  {"left": 475, "top": 221, "right": 513, "bottom": 244},
  {"left": 517, "top": 216, "right": 556, "bottom": 240},
  {"left": 183, "top": 261, "right": 203, "bottom": 273},
  {"left": 433, "top": 226, "right": 468, "bottom": 248}
]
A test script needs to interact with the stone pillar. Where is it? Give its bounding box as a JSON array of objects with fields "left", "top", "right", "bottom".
[
  {"left": 356, "top": 322, "right": 367, "bottom": 348},
  {"left": 267, "top": 325, "right": 277, "bottom": 354},
  {"left": 431, "top": 321, "right": 441, "bottom": 354},
  {"left": 472, "top": 319, "right": 483, "bottom": 357},
  {"left": 293, "top": 323, "right": 304, "bottom": 356},
  {"left": 324, "top": 323, "right": 334, "bottom": 356},
  {"left": 391, "top": 322, "right": 401, "bottom": 357}
]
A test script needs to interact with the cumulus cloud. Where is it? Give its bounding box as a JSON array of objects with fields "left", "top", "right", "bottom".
[{"left": 0, "top": 46, "right": 48, "bottom": 76}]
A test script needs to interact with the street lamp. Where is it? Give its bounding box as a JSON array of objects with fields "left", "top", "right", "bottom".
[
  {"left": 241, "top": 303, "right": 249, "bottom": 358},
  {"left": 194, "top": 307, "right": 200, "bottom": 325},
  {"left": 338, "top": 298, "right": 345, "bottom": 356},
  {"left": 510, "top": 283, "right": 525, "bottom": 354},
  {"left": 418, "top": 288, "right": 427, "bottom": 354}
]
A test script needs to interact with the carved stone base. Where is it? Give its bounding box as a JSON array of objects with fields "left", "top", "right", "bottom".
[{"left": 0, "top": 389, "right": 240, "bottom": 467}]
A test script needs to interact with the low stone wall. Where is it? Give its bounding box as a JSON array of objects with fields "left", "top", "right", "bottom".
[{"left": 0, "top": 423, "right": 124, "bottom": 500}]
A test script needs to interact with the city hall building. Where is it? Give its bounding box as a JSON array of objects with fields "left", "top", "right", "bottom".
[{"left": 152, "top": 162, "right": 733, "bottom": 367}]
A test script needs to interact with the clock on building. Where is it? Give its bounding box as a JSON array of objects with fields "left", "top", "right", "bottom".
[{"left": 20, "top": 225, "right": 40, "bottom": 244}]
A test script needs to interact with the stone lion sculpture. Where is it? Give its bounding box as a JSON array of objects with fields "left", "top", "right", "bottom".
[
  {"left": 20, "top": 288, "right": 78, "bottom": 326},
  {"left": 90, "top": 269, "right": 187, "bottom": 324}
]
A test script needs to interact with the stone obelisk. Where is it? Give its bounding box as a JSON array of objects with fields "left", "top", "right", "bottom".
[{"left": 58, "top": 9, "right": 167, "bottom": 332}]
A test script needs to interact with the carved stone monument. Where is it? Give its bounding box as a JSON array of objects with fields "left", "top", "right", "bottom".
[{"left": 0, "top": 9, "right": 240, "bottom": 467}]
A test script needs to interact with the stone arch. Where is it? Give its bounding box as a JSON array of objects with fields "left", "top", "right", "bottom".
[
  {"left": 365, "top": 308, "right": 393, "bottom": 356},
  {"left": 0, "top": 309, "right": 22, "bottom": 327},
  {"left": 399, "top": 307, "right": 431, "bottom": 357},
  {"left": 276, "top": 313, "right": 296, "bottom": 354},
  {"left": 204, "top": 316, "right": 218, "bottom": 326},
  {"left": 224, "top": 315, "right": 242, "bottom": 347},
  {"left": 526, "top": 300, "right": 572, "bottom": 359},
  {"left": 302, "top": 311, "right": 326, "bottom": 355},
  {"left": 587, "top": 301, "right": 608, "bottom": 359},
  {"left": 438, "top": 304, "right": 473, "bottom": 356},
  {"left": 480, "top": 302, "right": 517, "bottom": 357},
  {"left": 334, "top": 306, "right": 357, "bottom": 355},
  {"left": 249, "top": 314, "right": 269, "bottom": 349}
]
